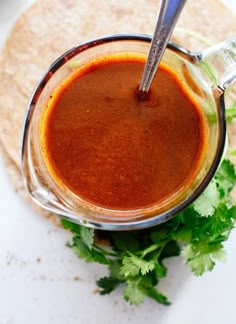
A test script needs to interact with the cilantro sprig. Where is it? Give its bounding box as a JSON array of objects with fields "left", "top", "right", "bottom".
[
  {"left": 61, "top": 159, "right": 236, "bottom": 306},
  {"left": 61, "top": 101, "right": 236, "bottom": 306}
]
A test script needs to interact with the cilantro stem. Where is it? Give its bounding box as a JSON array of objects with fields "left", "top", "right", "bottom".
[
  {"left": 140, "top": 242, "right": 167, "bottom": 258},
  {"left": 93, "top": 244, "right": 120, "bottom": 258}
]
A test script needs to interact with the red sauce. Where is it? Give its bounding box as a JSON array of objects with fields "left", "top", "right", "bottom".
[{"left": 40, "top": 54, "right": 207, "bottom": 210}]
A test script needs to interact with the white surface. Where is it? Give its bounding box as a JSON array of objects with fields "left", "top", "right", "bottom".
[{"left": 1, "top": 1, "right": 236, "bottom": 323}]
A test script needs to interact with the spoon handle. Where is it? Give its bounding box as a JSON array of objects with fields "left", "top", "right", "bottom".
[{"left": 139, "top": 0, "right": 187, "bottom": 93}]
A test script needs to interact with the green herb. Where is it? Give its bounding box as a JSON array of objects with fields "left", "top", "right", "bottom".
[
  {"left": 67, "top": 59, "right": 81, "bottom": 70},
  {"left": 226, "top": 101, "right": 236, "bottom": 123},
  {"left": 61, "top": 159, "right": 236, "bottom": 306}
]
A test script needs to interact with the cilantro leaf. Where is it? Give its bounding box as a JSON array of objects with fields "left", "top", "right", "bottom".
[
  {"left": 109, "top": 260, "right": 125, "bottom": 281},
  {"left": 208, "top": 204, "right": 236, "bottom": 238},
  {"left": 61, "top": 218, "right": 81, "bottom": 234},
  {"left": 96, "top": 276, "right": 120, "bottom": 294},
  {"left": 72, "top": 237, "right": 110, "bottom": 265},
  {"left": 226, "top": 102, "right": 236, "bottom": 123},
  {"left": 145, "top": 286, "right": 171, "bottom": 305},
  {"left": 172, "top": 226, "right": 192, "bottom": 243},
  {"left": 123, "top": 279, "right": 146, "bottom": 305},
  {"left": 215, "top": 159, "right": 236, "bottom": 198},
  {"left": 80, "top": 226, "right": 94, "bottom": 250},
  {"left": 182, "top": 243, "right": 227, "bottom": 276},
  {"left": 182, "top": 245, "right": 216, "bottom": 275},
  {"left": 154, "top": 262, "right": 167, "bottom": 278},
  {"left": 193, "top": 180, "right": 219, "bottom": 217},
  {"left": 91, "top": 249, "right": 111, "bottom": 265},
  {"left": 72, "top": 240, "right": 94, "bottom": 262},
  {"left": 123, "top": 276, "right": 170, "bottom": 306},
  {"left": 120, "top": 252, "right": 156, "bottom": 277}
]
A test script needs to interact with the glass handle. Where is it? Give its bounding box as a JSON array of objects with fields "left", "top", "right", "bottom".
[{"left": 198, "top": 38, "right": 236, "bottom": 92}]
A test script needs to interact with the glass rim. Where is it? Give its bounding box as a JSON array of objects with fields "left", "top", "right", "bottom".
[{"left": 21, "top": 33, "right": 226, "bottom": 231}]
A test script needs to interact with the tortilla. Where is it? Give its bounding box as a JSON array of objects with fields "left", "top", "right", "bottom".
[{"left": 0, "top": 0, "right": 236, "bottom": 217}]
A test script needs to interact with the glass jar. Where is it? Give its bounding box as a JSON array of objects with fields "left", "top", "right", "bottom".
[{"left": 22, "top": 34, "right": 236, "bottom": 230}]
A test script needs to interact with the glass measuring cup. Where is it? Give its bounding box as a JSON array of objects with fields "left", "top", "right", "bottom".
[{"left": 21, "top": 34, "right": 236, "bottom": 230}]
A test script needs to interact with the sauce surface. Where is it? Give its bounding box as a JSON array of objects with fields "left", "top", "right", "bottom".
[{"left": 40, "top": 54, "right": 207, "bottom": 210}]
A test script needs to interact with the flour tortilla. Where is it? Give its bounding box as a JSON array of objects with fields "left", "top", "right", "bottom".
[{"left": 0, "top": 0, "right": 236, "bottom": 217}]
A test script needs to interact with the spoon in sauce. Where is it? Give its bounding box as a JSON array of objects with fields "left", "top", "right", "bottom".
[{"left": 139, "top": 0, "right": 187, "bottom": 95}]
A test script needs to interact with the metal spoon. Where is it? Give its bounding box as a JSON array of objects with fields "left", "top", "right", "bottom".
[{"left": 139, "top": 0, "right": 187, "bottom": 93}]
